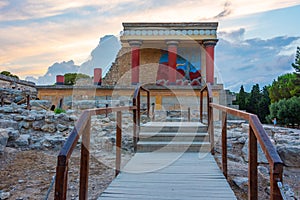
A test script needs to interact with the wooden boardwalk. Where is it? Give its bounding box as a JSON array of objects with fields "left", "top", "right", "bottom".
[{"left": 98, "top": 152, "right": 237, "bottom": 199}]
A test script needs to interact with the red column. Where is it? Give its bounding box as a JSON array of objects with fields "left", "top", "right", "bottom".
[
  {"left": 93, "top": 68, "right": 102, "bottom": 85},
  {"left": 167, "top": 41, "right": 178, "bottom": 85},
  {"left": 56, "top": 75, "right": 64, "bottom": 85},
  {"left": 129, "top": 41, "right": 142, "bottom": 85},
  {"left": 204, "top": 40, "right": 217, "bottom": 84}
]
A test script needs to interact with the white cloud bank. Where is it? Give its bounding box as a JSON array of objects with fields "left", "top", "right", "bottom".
[
  {"left": 26, "top": 35, "right": 121, "bottom": 85},
  {"left": 216, "top": 29, "right": 299, "bottom": 92}
]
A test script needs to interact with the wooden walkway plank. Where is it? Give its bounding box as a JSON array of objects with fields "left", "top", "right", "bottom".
[{"left": 98, "top": 153, "right": 236, "bottom": 200}]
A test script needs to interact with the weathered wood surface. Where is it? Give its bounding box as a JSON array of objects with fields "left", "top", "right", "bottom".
[{"left": 98, "top": 153, "right": 236, "bottom": 199}]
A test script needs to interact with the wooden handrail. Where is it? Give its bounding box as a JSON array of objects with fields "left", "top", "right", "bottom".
[
  {"left": 54, "top": 85, "right": 151, "bottom": 200},
  {"left": 132, "top": 85, "right": 151, "bottom": 151},
  {"left": 200, "top": 83, "right": 284, "bottom": 200}
]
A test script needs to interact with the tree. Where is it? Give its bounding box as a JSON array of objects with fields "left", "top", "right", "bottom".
[
  {"left": 235, "top": 85, "right": 248, "bottom": 110},
  {"left": 0, "top": 71, "right": 19, "bottom": 79},
  {"left": 268, "top": 73, "right": 300, "bottom": 103},
  {"left": 64, "top": 73, "right": 90, "bottom": 85},
  {"left": 257, "top": 86, "right": 271, "bottom": 123},
  {"left": 267, "top": 96, "right": 300, "bottom": 127},
  {"left": 247, "top": 84, "right": 261, "bottom": 114},
  {"left": 292, "top": 46, "right": 300, "bottom": 73},
  {"left": 235, "top": 84, "right": 270, "bottom": 123}
]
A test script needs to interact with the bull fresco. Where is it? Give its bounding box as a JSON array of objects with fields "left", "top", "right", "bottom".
[{"left": 156, "top": 49, "right": 201, "bottom": 86}]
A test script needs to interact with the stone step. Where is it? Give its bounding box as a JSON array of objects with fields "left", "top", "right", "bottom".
[
  {"left": 139, "top": 132, "right": 209, "bottom": 142},
  {"left": 140, "top": 122, "right": 207, "bottom": 133},
  {"left": 137, "top": 141, "right": 211, "bottom": 152},
  {"left": 165, "top": 117, "right": 186, "bottom": 122}
]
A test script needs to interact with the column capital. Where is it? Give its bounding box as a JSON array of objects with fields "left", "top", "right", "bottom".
[
  {"left": 128, "top": 40, "right": 143, "bottom": 47},
  {"left": 203, "top": 39, "right": 218, "bottom": 47},
  {"left": 166, "top": 40, "right": 179, "bottom": 47}
]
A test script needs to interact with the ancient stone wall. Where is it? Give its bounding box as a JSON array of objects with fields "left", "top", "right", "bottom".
[
  {"left": 102, "top": 47, "right": 131, "bottom": 86},
  {"left": 0, "top": 74, "right": 36, "bottom": 92},
  {"left": 102, "top": 48, "right": 163, "bottom": 86},
  {"left": 0, "top": 103, "right": 78, "bottom": 152}
]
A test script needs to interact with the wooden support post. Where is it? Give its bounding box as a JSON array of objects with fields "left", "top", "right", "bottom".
[
  {"left": 147, "top": 91, "right": 150, "bottom": 118},
  {"left": 222, "top": 112, "right": 227, "bottom": 178},
  {"left": 209, "top": 97, "right": 214, "bottom": 155},
  {"left": 270, "top": 164, "right": 283, "bottom": 200},
  {"left": 115, "top": 111, "right": 122, "bottom": 176},
  {"left": 151, "top": 103, "right": 155, "bottom": 121},
  {"left": 188, "top": 107, "right": 191, "bottom": 122},
  {"left": 137, "top": 91, "right": 141, "bottom": 141},
  {"left": 248, "top": 126, "right": 258, "bottom": 200},
  {"left": 200, "top": 91, "right": 203, "bottom": 122},
  {"left": 54, "top": 156, "right": 68, "bottom": 200},
  {"left": 59, "top": 98, "right": 63, "bottom": 109},
  {"left": 79, "top": 117, "right": 91, "bottom": 200},
  {"left": 26, "top": 95, "right": 30, "bottom": 110},
  {"left": 133, "top": 99, "right": 137, "bottom": 152}
]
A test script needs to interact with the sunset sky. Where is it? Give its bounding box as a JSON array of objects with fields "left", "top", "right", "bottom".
[{"left": 0, "top": 0, "right": 299, "bottom": 90}]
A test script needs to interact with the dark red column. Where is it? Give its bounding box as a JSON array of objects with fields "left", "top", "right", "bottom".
[
  {"left": 129, "top": 41, "right": 142, "bottom": 85},
  {"left": 93, "top": 68, "right": 102, "bottom": 85},
  {"left": 56, "top": 75, "right": 64, "bottom": 85},
  {"left": 204, "top": 40, "right": 217, "bottom": 84},
  {"left": 167, "top": 41, "right": 178, "bottom": 85}
]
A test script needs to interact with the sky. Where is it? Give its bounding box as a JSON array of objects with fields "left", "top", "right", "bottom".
[{"left": 0, "top": 0, "right": 299, "bottom": 91}]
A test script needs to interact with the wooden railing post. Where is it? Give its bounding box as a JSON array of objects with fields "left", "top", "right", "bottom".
[
  {"left": 146, "top": 90, "right": 150, "bottom": 118},
  {"left": 115, "top": 111, "right": 122, "bottom": 176},
  {"left": 270, "top": 164, "right": 283, "bottom": 200},
  {"left": 151, "top": 103, "right": 155, "bottom": 121},
  {"left": 79, "top": 116, "right": 91, "bottom": 200},
  {"left": 222, "top": 111, "right": 227, "bottom": 178},
  {"left": 200, "top": 90, "right": 203, "bottom": 122},
  {"left": 248, "top": 125, "right": 258, "bottom": 200},
  {"left": 208, "top": 97, "right": 214, "bottom": 155},
  {"left": 26, "top": 95, "right": 30, "bottom": 110},
  {"left": 187, "top": 107, "right": 191, "bottom": 122},
  {"left": 137, "top": 90, "right": 141, "bottom": 140},
  {"left": 59, "top": 98, "right": 63, "bottom": 109},
  {"left": 55, "top": 156, "right": 68, "bottom": 200},
  {"left": 133, "top": 98, "right": 137, "bottom": 152}
]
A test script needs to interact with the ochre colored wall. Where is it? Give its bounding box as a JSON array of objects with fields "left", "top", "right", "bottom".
[{"left": 37, "top": 87, "right": 221, "bottom": 111}]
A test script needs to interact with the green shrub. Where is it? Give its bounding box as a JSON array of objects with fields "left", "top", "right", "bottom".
[
  {"left": 54, "top": 108, "right": 66, "bottom": 114},
  {"left": 267, "top": 96, "right": 300, "bottom": 127}
]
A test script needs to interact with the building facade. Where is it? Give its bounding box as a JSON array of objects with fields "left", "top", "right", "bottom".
[{"left": 103, "top": 22, "right": 218, "bottom": 86}]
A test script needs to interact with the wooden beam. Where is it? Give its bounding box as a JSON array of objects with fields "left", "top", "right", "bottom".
[
  {"left": 222, "top": 112, "right": 227, "bottom": 178},
  {"left": 79, "top": 117, "right": 91, "bottom": 200},
  {"left": 115, "top": 111, "right": 122, "bottom": 176},
  {"left": 248, "top": 126, "right": 258, "bottom": 200}
]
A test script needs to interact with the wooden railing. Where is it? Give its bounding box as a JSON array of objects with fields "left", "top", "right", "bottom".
[
  {"left": 132, "top": 85, "right": 150, "bottom": 152},
  {"left": 54, "top": 85, "right": 150, "bottom": 200},
  {"left": 200, "top": 83, "right": 284, "bottom": 200}
]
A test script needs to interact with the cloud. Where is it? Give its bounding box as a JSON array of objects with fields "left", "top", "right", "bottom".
[
  {"left": 26, "top": 35, "right": 121, "bottom": 85},
  {"left": 214, "top": 1, "right": 232, "bottom": 19},
  {"left": 1, "top": 0, "right": 300, "bottom": 81},
  {"left": 216, "top": 29, "right": 299, "bottom": 92},
  {"left": 30, "top": 60, "right": 80, "bottom": 85},
  {"left": 79, "top": 35, "right": 121, "bottom": 76}
]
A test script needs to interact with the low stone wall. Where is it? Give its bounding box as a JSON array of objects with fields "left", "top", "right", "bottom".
[
  {"left": 0, "top": 104, "right": 78, "bottom": 152},
  {"left": 0, "top": 101, "right": 139, "bottom": 154},
  {"left": 0, "top": 74, "right": 36, "bottom": 92}
]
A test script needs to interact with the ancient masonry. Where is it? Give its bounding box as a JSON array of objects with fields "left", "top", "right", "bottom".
[{"left": 103, "top": 22, "right": 219, "bottom": 86}]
